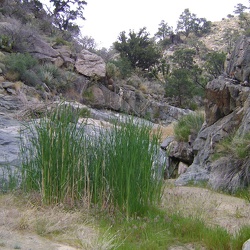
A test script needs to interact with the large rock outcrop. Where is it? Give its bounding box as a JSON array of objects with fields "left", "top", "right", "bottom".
[
  {"left": 82, "top": 83, "right": 191, "bottom": 125},
  {"left": 0, "top": 22, "right": 106, "bottom": 79},
  {"left": 175, "top": 36, "right": 250, "bottom": 191},
  {"left": 75, "top": 50, "right": 106, "bottom": 78},
  {"left": 226, "top": 36, "right": 250, "bottom": 84},
  {"left": 0, "top": 22, "right": 59, "bottom": 61}
]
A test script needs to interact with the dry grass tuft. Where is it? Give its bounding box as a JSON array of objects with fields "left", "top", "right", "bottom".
[{"left": 151, "top": 123, "right": 175, "bottom": 142}]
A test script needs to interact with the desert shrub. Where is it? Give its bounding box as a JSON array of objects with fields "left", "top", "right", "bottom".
[
  {"left": 210, "top": 131, "right": 250, "bottom": 193},
  {"left": 4, "top": 53, "right": 38, "bottom": 75},
  {"left": 21, "top": 69, "right": 42, "bottom": 87},
  {"left": 174, "top": 112, "right": 205, "bottom": 142},
  {"left": 40, "top": 63, "right": 61, "bottom": 79},
  {"left": 126, "top": 74, "right": 143, "bottom": 88},
  {"left": 214, "top": 131, "right": 250, "bottom": 160},
  {"left": 0, "top": 34, "right": 14, "bottom": 52},
  {"left": 36, "top": 63, "right": 71, "bottom": 92},
  {"left": 106, "top": 62, "right": 119, "bottom": 79},
  {"left": 53, "top": 36, "right": 70, "bottom": 46},
  {"left": 4, "top": 53, "right": 38, "bottom": 83}
]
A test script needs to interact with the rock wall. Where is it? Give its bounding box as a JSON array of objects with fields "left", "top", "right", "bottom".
[
  {"left": 82, "top": 83, "right": 191, "bottom": 125},
  {"left": 176, "top": 36, "right": 250, "bottom": 191}
]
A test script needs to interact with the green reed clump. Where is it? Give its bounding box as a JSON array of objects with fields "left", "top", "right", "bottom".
[
  {"left": 101, "top": 118, "right": 163, "bottom": 218},
  {"left": 20, "top": 104, "right": 88, "bottom": 205},
  {"left": 20, "top": 105, "right": 163, "bottom": 217}
]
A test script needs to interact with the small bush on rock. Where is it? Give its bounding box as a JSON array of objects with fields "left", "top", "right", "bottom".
[
  {"left": 174, "top": 112, "right": 205, "bottom": 142},
  {"left": 214, "top": 131, "right": 250, "bottom": 160}
]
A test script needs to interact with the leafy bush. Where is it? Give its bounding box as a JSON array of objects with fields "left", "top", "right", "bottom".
[
  {"left": 174, "top": 112, "right": 205, "bottom": 142},
  {"left": 20, "top": 104, "right": 163, "bottom": 217}
]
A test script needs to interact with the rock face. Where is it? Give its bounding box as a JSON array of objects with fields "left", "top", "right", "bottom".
[
  {"left": 83, "top": 84, "right": 191, "bottom": 125},
  {"left": 226, "top": 36, "right": 250, "bottom": 84},
  {"left": 0, "top": 22, "right": 106, "bottom": 79},
  {"left": 0, "top": 115, "right": 21, "bottom": 190},
  {"left": 75, "top": 50, "right": 106, "bottom": 78},
  {"left": 176, "top": 36, "right": 250, "bottom": 191}
]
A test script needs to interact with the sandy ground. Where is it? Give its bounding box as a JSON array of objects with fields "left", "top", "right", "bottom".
[
  {"left": 0, "top": 229, "right": 78, "bottom": 250},
  {"left": 0, "top": 183, "right": 249, "bottom": 250},
  {"left": 162, "top": 183, "right": 250, "bottom": 235}
]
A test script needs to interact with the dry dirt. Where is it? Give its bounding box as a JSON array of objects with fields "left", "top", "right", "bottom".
[{"left": 0, "top": 182, "right": 250, "bottom": 250}]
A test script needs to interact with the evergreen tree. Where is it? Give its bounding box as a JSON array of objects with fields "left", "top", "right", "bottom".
[
  {"left": 114, "top": 27, "right": 161, "bottom": 71},
  {"left": 49, "top": 0, "right": 87, "bottom": 31}
]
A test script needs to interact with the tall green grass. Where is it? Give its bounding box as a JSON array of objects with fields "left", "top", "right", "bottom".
[
  {"left": 102, "top": 119, "right": 163, "bottom": 218},
  {"left": 20, "top": 104, "right": 163, "bottom": 217},
  {"left": 20, "top": 104, "right": 88, "bottom": 205}
]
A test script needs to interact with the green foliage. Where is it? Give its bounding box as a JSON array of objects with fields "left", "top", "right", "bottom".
[
  {"left": 21, "top": 69, "right": 42, "bottom": 87},
  {"left": 114, "top": 27, "right": 161, "bottom": 72},
  {"left": 192, "top": 18, "right": 212, "bottom": 37},
  {"left": 232, "top": 225, "right": 250, "bottom": 249},
  {"left": 82, "top": 87, "right": 94, "bottom": 102},
  {"left": 20, "top": 104, "right": 163, "bottom": 217},
  {"left": 4, "top": 53, "right": 76, "bottom": 91},
  {"left": 166, "top": 48, "right": 207, "bottom": 106},
  {"left": 171, "top": 48, "right": 196, "bottom": 69},
  {"left": 54, "top": 36, "right": 70, "bottom": 46},
  {"left": 37, "top": 63, "right": 69, "bottom": 92},
  {"left": 80, "top": 35, "right": 97, "bottom": 51},
  {"left": 166, "top": 68, "right": 195, "bottom": 107},
  {"left": 234, "top": 3, "right": 248, "bottom": 15},
  {"left": 176, "top": 8, "right": 211, "bottom": 38},
  {"left": 109, "top": 57, "right": 133, "bottom": 78},
  {"left": 154, "top": 20, "right": 173, "bottom": 41},
  {"left": 4, "top": 53, "right": 38, "bottom": 75},
  {"left": 0, "top": 35, "right": 14, "bottom": 52},
  {"left": 0, "top": 165, "right": 19, "bottom": 193},
  {"left": 78, "top": 107, "right": 91, "bottom": 118},
  {"left": 106, "top": 62, "right": 119, "bottom": 79},
  {"left": 204, "top": 51, "right": 226, "bottom": 79},
  {"left": 4, "top": 53, "right": 38, "bottom": 84},
  {"left": 174, "top": 112, "right": 205, "bottom": 142},
  {"left": 234, "top": 187, "right": 250, "bottom": 203},
  {"left": 233, "top": 3, "right": 250, "bottom": 29}
]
